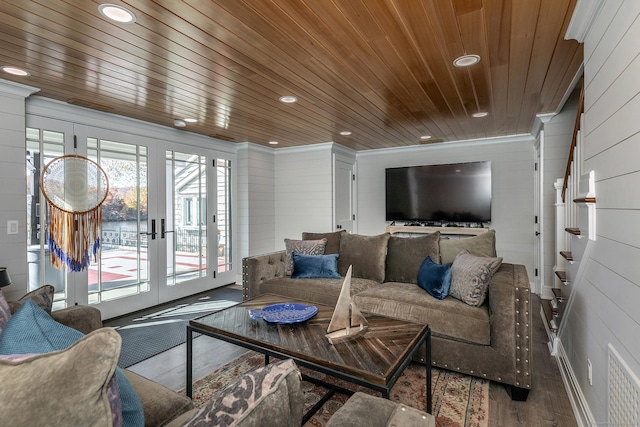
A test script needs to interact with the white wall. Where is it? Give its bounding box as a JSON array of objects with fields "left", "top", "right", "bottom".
[
  {"left": 236, "top": 143, "right": 275, "bottom": 259},
  {"left": 0, "top": 80, "right": 39, "bottom": 301},
  {"left": 560, "top": 0, "right": 640, "bottom": 423},
  {"left": 356, "top": 136, "right": 536, "bottom": 280},
  {"left": 273, "top": 144, "right": 334, "bottom": 249}
]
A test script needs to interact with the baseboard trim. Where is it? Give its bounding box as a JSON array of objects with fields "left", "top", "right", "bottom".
[{"left": 555, "top": 341, "right": 596, "bottom": 427}]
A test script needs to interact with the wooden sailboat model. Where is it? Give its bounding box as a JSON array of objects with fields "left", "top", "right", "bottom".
[{"left": 326, "top": 265, "right": 369, "bottom": 344}]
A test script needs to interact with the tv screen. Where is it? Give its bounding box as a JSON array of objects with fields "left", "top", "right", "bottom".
[{"left": 385, "top": 161, "right": 492, "bottom": 223}]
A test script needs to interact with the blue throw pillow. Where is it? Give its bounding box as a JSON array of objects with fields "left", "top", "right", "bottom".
[
  {"left": 291, "top": 252, "right": 341, "bottom": 279},
  {"left": 417, "top": 256, "right": 452, "bottom": 300},
  {"left": 0, "top": 300, "right": 145, "bottom": 427}
]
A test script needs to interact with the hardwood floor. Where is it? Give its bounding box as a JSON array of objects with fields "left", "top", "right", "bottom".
[{"left": 127, "top": 292, "right": 577, "bottom": 426}]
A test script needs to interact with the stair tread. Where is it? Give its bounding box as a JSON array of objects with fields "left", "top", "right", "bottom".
[
  {"left": 551, "top": 288, "right": 564, "bottom": 301},
  {"left": 555, "top": 270, "right": 568, "bottom": 283},
  {"left": 560, "top": 251, "right": 573, "bottom": 261},
  {"left": 541, "top": 299, "right": 559, "bottom": 332},
  {"left": 565, "top": 227, "right": 581, "bottom": 235}
]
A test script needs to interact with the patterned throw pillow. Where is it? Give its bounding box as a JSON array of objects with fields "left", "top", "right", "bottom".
[
  {"left": 182, "top": 358, "right": 304, "bottom": 427},
  {"left": 284, "top": 238, "right": 327, "bottom": 276},
  {"left": 449, "top": 250, "right": 503, "bottom": 307},
  {"left": 0, "top": 328, "right": 123, "bottom": 427},
  {"left": 0, "top": 290, "right": 11, "bottom": 334},
  {"left": 7, "top": 284, "right": 55, "bottom": 314}
]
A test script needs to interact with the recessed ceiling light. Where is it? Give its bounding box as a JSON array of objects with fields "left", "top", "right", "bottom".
[
  {"left": 184, "top": 118, "right": 197, "bottom": 123},
  {"left": 173, "top": 119, "right": 186, "bottom": 127},
  {"left": 1, "top": 66, "right": 30, "bottom": 76},
  {"left": 453, "top": 54, "right": 481, "bottom": 67},
  {"left": 472, "top": 112, "right": 488, "bottom": 118},
  {"left": 268, "top": 141, "right": 279, "bottom": 145},
  {"left": 339, "top": 131, "right": 352, "bottom": 136},
  {"left": 420, "top": 135, "right": 432, "bottom": 140},
  {"left": 279, "top": 95, "right": 297, "bottom": 103},
  {"left": 99, "top": 4, "right": 136, "bottom": 24}
]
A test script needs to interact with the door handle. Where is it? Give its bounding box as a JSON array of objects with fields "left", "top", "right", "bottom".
[
  {"left": 535, "top": 231, "right": 540, "bottom": 236},
  {"left": 161, "top": 218, "right": 174, "bottom": 239},
  {"left": 140, "top": 219, "right": 157, "bottom": 239}
]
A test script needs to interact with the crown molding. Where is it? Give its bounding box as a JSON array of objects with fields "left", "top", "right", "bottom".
[
  {"left": 0, "top": 78, "right": 40, "bottom": 98},
  {"left": 565, "top": 0, "right": 606, "bottom": 42}
]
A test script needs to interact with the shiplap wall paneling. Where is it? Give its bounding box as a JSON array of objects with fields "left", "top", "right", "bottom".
[
  {"left": 274, "top": 145, "right": 333, "bottom": 248},
  {"left": 560, "top": 0, "right": 640, "bottom": 423}
]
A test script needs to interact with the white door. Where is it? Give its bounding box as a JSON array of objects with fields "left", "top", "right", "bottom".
[
  {"left": 533, "top": 132, "right": 544, "bottom": 296},
  {"left": 334, "top": 157, "right": 355, "bottom": 232}
]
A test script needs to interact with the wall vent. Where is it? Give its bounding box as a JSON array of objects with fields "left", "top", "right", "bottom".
[
  {"left": 66, "top": 98, "right": 114, "bottom": 112},
  {"left": 608, "top": 343, "right": 640, "bottom": 426}
]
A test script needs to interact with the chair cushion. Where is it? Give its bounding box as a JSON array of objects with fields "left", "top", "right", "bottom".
[
  {"left": 385, "top": 233, "right": 440, "bottom": 283},
  {"left": 0, "top": 328, "right": 122, "bottom": 427},
  {"left": 0, "top": 300, "right": 145, "bottom": 427},
  {"left": 439, "top": 229, "right": 497, "bottom": 264},
  {"left": 338, "top": 233, "right": 390, "bottom": 282}
]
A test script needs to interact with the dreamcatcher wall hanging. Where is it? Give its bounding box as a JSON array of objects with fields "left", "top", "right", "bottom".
[{"left": 40, "top": 155, "right": 109, "bottom": 272}]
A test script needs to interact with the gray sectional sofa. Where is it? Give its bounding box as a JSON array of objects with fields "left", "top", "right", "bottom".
[{"left": 243, "top": 229, "right": 533, "bottom": 400}]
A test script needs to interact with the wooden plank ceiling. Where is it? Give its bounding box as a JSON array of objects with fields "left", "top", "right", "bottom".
[{"left": 0, "top": 0, "right": 582, "bottom": 150}]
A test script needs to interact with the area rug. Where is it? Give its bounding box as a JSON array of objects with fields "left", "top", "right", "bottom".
[
  {"left": 105, "top": 287, "right": 242, "bottom": 368},
  {"left": 184, "top": 351, "right": 489, "bottom": 427}
]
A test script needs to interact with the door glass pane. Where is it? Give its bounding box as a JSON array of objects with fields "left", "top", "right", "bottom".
[
  {"left": 26, "top": 128, "right": 67, "bottom": 309},
  {"left": 166, "top": 151, "right": 207, "bottom": 286},
  {"left": 217, "top": 159, "right": 232, "bottom": 272},
  {"left": 88, "top": 138, "right": 150, "bottom": 303}
]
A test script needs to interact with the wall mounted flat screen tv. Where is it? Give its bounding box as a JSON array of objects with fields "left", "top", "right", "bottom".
[{"left": 385, "top": 161, "right": 492, "bottom": 223}]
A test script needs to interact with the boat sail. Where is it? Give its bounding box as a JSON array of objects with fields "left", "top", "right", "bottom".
[{"left": 326, "top": 265, "right": 369, "bottom": 344}]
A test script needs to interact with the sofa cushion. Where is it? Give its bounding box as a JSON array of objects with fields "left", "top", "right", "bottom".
[
  {"left": 449, "top": 250, "right": 503, "bottom": 307},
  {"left": 259, "top": 277, "right": 379, "bottom": 307},
  {"left": 291, "top": 252, "right": 341, "bottom": 279},
  {"left": 0, "top": 328, "right": 122, "bottom": 427},
  {"left": 8, "top": 284, "right": 55, "bottom": 314},
  {"left": 181, "top": 358, "right": 304, "bottom": 427},
  {"left": 0, "top": 300, "right": 145, "bottom": 427},
  {"left": 385, "top": 233, "right": 440, "bottom": 283},
  {"left": 338, "top": 233, "right": 390, "bottom": 282},
  {"left": 354, "top": 282, "right": 490, "bottom": 345},
  {"left": 284, "top": 238, "right": 327, "bottom": 276},
  {"left": 440, "top": 229, "right": 497, "bottom": 264},
  {"left": 302, "top": 230, "right": 345, "bottom": 254},
  {"left": 417, "top": 256, "right": 451, "bottom": 300},
  {"left": 122, "top": 369, "right": 193, "bottom": 427}
]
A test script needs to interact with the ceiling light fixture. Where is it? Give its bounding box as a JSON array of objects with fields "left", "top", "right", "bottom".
[
  {"left": 453, "top": 54, "right": 481, "bottom": 67},
  {"left": 173, "top": 119, "right": 186, "bottom": 127},
  {"left": 1, "top": 66, "right": 30, "bottom": 76},
  {"left": 279, "top": 95, "right": 297, "bottom": 104},
  {"left": 420, "top": 135, "right": 432, "bottom": 141},
  {"left": 184, "top": 118, "right": 197, "bottom": 123},
  {"left": 339, "top": 131, "right": 352, "bottom": 136},
  {"left": 472, "top": 112, "right": 488, "bottom": 118},
  {"left": 268, "top": 141, "right": 279, "bottom": 145},
  {"left": 99, "top": 4, "right": 136, "bottom": 24}
]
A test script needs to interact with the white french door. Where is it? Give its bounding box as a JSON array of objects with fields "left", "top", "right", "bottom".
[{"left": 27, "top": 118, "right": 233, "bottom": 319}]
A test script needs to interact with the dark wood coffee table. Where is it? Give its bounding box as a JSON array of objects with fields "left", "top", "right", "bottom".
[{"left": 186, "top": 294, "right": 431, "bottom": 422}]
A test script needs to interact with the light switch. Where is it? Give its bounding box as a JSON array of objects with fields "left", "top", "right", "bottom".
[{"left": 7, "top": 220, "right": 18, "bottom": 235}]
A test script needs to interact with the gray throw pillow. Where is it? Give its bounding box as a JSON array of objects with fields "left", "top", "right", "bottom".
[
  {"left": 284, "top": 238, "right": 327, "bottom": 276},
  {"left": 449, "top": 250, "right": 503, "bottom": 307},
  {"left": 0, "top": 328, "right": 122, "bottom": 427},
  {"left": 182, "top": 359, "right": 304, "bottom": 427},
  {"left": 385, "top": 232, "right": 440, "bottom": 283},
  {"left": 338, "top": 233, "right": 390, "bottom": 282},
  {"left": 440, "top": 229, "right": 497, "bottom": 265},
  {"left": 302, "top": 230, "right": 345, "bottom": 254}
]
